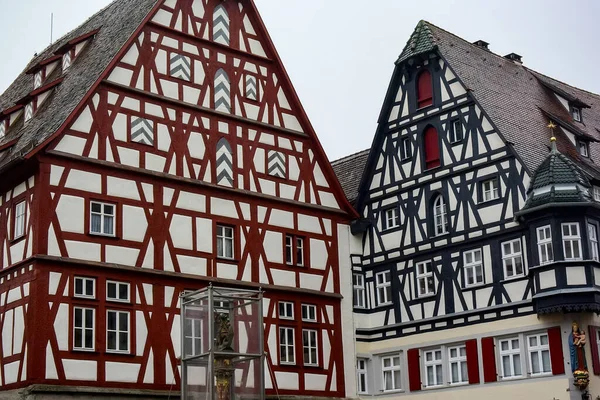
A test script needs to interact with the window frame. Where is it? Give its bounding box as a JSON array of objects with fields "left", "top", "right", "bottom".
[
  {"left": 572, "top": 106, "right": 582, "bottom": 122},
  {"left": 13, "top": 200, "right": 26, "bottom": 240},
  {"left": 184, "top": 316, "right": 203, "bottom": 357},
  {"left": 501, "top": 238, "right": 525, "bottom": 280},
  {"left": 448, "top": 345, "right": 468, "bottom": 385},
  {"left": 481, "top": 178, "right": 500, "bottom": 203},
  {"left": 278, "top": 301, "right": 294, "bottom": 320},
  {"left": 432, "top": 194, "right": 448, "bottom": 236},
  {"left": 353, "top": 273, "right": 366, "bottom": 308},
  {"left": 593, "top": 186, "right": 600, "bottom": 202},
  {"left": 381, "top": 354, "right": 402, "bottom": 392},
  {"left": 279, "top": 326, "right": 295, "bottom": 365},
  {"left": 106, "top": 309, "right": 130, "bottom": 354},
  {"left": 89, "top": 201, "right": 116, "bottom": 237},
  {"left": 301, "top": 304, "right": 317, "bottom": 323},
  {"left": 74, "top": 276, "right": 96, "bottom": 299},
  {"left": 216, "top": 224, "right": 235, "bottom": 260},
  {"left": 463, "top": 248, "right": 484, "bottom": 288},
  {"left": 498, "top": 336, "right": 523, "bottom": 380},
  {"left": 399, "top": 137, "right": 412, "bottom": 162},
  {"left": 562, "top": 222, "right": 582, "bottom": 261},
  {"left": 578, "top": 140, "right": 589, "bottom": 157},
  {"left": 375, "top": 271, "right": 392, "bottom": 306},
  {"left": 106, "top": 280, "right": 130, "bottom": 303},
  {"left": 416, "top": 261, "right": 435, "bottom": 297},
  {"left": 449, "top": 119, "right": 463, "bottom": 144},
  {"left": 536, "top": 225, "right": 554, "bottom": 265},
  {"left": 589, "top": 223, "right": 599, "bottom": 261},
  {"left": 357, "top": 358, "right": 369, "bottom": 394},
  {"left": 423, "top": 348, "right": 444, "bottom": 388},
  {"left": 416, "top": 69, "right": 434, "bottom": 109},
  {"left": 302, "top": 329, "right": 319, "bottom": 366},
  {"left": 73, "top": 306, "right": 95, "bottom": 351},
  {"left": 383, "top": 206, "right": 400, "bottom": 231},
  {"left": 527, "top": 332, "right": 551, "bottom": 376},
  {"left": 285, "top": 234, "right": 305, "bottom": 267}
]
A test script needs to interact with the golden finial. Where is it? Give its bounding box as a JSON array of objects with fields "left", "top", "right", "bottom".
[
  {"left": 550, "top": 137, "right": 556, "bottom": 142},
  {"left": 547, "top": 121, "right": 557, "bottom": 130}
]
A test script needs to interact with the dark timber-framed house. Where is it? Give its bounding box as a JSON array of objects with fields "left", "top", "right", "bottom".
[{"left": 333, "top": 21, "right": 600, "bottom": 399}]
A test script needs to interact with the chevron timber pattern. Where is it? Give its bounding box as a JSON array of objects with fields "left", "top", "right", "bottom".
[
  {"left": 0, "top": 122, "right": 5, "bottom": 139},
  {"left": 216, "top": 138, "right": 234, "bottom": 186},
  {"left": 214, "top": 69, "right": 231, "bottom": 113},
  {"left": 34, "top": 71, "right": 42, "bottom": 89},
  {"left": 170, "top": 53, "right": 191, "bottom": 81},
  {"left": 267, "top": 150, "right": 286, "bottom": 178},
  {"left": 131, "top": 117, "right": 154, "bottom": 146},
  {"left": 24, "top": 103, "right": 33, "bottom": 123},
  {"left": 213, "top": 4, "right": 230, "bottom": 46},
  {"left": 245, "top": 75, "right": 257, "bottom": 101},
  {"left": 62, "top": 52, "right": 72, "bottom": 70}
]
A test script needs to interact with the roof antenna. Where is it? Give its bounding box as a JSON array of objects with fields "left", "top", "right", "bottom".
[{"left": 50, "top": 13, "right": 54, "bottom": 44}]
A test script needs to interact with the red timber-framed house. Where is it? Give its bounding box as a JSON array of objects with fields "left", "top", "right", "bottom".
[{"left": 0, "top": 0, "right": 358, "bottom": 398}]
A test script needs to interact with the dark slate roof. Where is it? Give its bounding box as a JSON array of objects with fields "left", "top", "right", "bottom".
[
  {"left": 529, "top": 142, "right": 590, "bottom": 191},
  {"left": 0, "top": 0, "right": 157, "bottom": 168},
  {"left": 331, "top": 149, "right": 370, "bottom": 205}
]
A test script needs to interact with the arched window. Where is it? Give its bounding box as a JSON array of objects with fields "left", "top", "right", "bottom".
[
  {"left": 216, "top": 138, "right": 234, "bottom": 187},
  {"left": 213, "top": 4, "right": 230, "bottom": 46},
  {"left": 424, "top": 126, "right": 440, "bottom": 169},
  {"left": 417, "top": 69, "right": 433, "bottom": 109},
  {"left": 214, "top": 69, "right": 231, "bottom": 113},
  {"left": 433, "top": 195, "right": 448, "bottom": 236}
]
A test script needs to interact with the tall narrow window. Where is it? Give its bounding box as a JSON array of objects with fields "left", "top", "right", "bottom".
[
  {"left": 399, "top": 137, "right": 411, "bottom": 161},
  {"left": 594, "top": 187, "right": 600, "bottom": 202},
  {"left": 184, "top": 318, "right": 202, "bottom": 356},
  {"left": 499, "top": 337, "right": 522, "bottom": 379},
  {"left": 213, "top": 4, "right": 230, "bottom": 46},
  {"left": 463, "top": 249, "right": 483, "bottom": 287},
  {"left": 537, "top": 225, "right": 554, "bottom": 265},
  {"left": 416, "top": 70, "right": 433, "bottom": 109},
  {"left": 424, "top": 349, "right": 443, "bottom": 387},
  {"left": 107, "top": 310, "right": 129, "bottom": 353},
  {"left": 502, "top": 239, "right": 524, "bottom": 279},
  {"left": 579, "top": 141, "right": 589, "bottom": 157},
  {"left": 73, "top": 307, "right": 95, "bottom": 351},
  {"left": 90, "top": 201, "right": 115, "bottom": 236},
  {"left": 216, "top": 225, "right": 234, "bottom": 259},
  {"left": 416, "top": 261, "right": 435, "bottom": 297},
  {"left": 302, "top": 329, "right": 318, "bottom": 366},
  {"left": 216, "top": 138, "right": 234, "bottom": 186},
  {"left": 214, "top": 69, "right": 231, "bottom": 113},
  {"left": 382, "top": 355, "right": 402, "bottom": 391},
  {"left": 353, "top": 274, "right": 366, "bottom": 308},
  {"left": 572, "top": 107, "right": 582, "bottom": 122},
  {"left": 527, "top": 333, "right": 551, "bottom": 375},
  {"left": 562, "top": 223, "right": 582, "bottom": 260},
  {"left": 285, "top": 235, "right": 304, "bottom": 266},
  {"left": 448, "top": 345, "right": 468, "bottom": 384},
  {"left": 279, "top": 327, "right": 295, "bottom": 364},
  {"left": 357, "top": 359, "right": 368, "bottom": 394},
  {"left": 13, "top": 201, "right": 26, "bottom": 239},
  {"left": 589, "top": 224, "right": 599, "bottom": 261},
  {"left": 424, "top": 126, "right": 441, "bottom": 169},
  {"left": 433, "top": 195, "right": 448, "bottom": 236},
  {"left": 450, "top": 119, "right": 463, "bottom": 143},
  {"left": 375, "top": 271, "right": 392, "bottom": 305}
]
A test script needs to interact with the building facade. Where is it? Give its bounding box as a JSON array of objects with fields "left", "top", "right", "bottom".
[
  {"left": 334, "top": 21, "right": 600, "bottom": 400},
  {"left": 0, "top": 0, "right": 358, "bottom": 398}
]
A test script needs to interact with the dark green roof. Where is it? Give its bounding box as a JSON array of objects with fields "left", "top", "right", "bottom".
[
  {"left": 529, "top": 147, "right": 591, "bottom": 191},
  {"left": 396, "top": 20, "right": 437, "bottom": 64}
]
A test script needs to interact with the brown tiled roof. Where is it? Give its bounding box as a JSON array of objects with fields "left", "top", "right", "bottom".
[{"left": 331, "top": 149, "right": 370, "bottom": 205}]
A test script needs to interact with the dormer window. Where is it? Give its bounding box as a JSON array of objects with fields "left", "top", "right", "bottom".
[
  {"left": 572, "top": 107, "right": 582, "bottom": 122},
  {"left": 578, "top": 140, "right": 589, "bottom": 158}
]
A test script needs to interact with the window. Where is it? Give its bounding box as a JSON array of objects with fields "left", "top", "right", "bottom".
[
  {"left": 448, "top": 345, "right": 468, "bottom": 385},
  {"left": 450, "top": 119, "right": 463, "bottom": 143},
  {"left": 382, "top": 355, "right": 402, "bottom": 391},
  {"left": 424, "top": 349, "right": 443, "bottom": 387},
  {"left": 357, "top": 359, "right": 368, "bottom": 394},
  {"left": 106, "top": 281, "right": 130, "bottom": 303},
  {"left": 74, "top": 277, "right": 95, "bottom": 299},
  {"left": 579, "top": 141, "right": 589, "bottom": 157},
  {"left": 424, "top": 126, "right": 441, "bottom": 170},
  {"left": 502, "top": 239, "right": 524, "bottom": 279},
  {"left": 90, "top": 201, "right": 115, "bottom": 236},
  {"left": 562, "top": 223, "right": 582, "bottom": 260},
  {"left": 216, "top": 225, "right": 234, "bottom": 259},
  {"left": 301, "top": 304, "right": 317, "bottom": 322},
  {"left": 383, "top": 207, "right": 400, "bottom": 230},
  {"left": 375, "top": 271, "right": 392, "bottom": 305},
  {"left": 527, "top": 333, "right": 551, "bottom": 375},
  {"left": 184, "top": 317, "right": 202, "bottom": 356},
  {"left": 572, "top": 107, "right": 582, "bottom": 122},
  {"left": 303, "top": 329, "right": 318, "bottom": 366},
  {"left": 107, "top": 310, "right": 129, "bottom": 353},
  {"left": 73, "top": 307, "right": 95, "bottom": 351},
  {"left": 279, "top": 327, "right": 295, "bottom": 364},
  {"left": 278, "top": 302, "right": 294, "bottom": 320},
  {"left": 463, "top": 249, "right": 483, "bottom": 287},
  {"left": 399, "top": 137, "right": 411, "bottom": 161},
  {"left": 594, "top": 187, "right": 600, "bottom": 202},
  {"left": 499, "top": 337, "right": 522, "bottom": 379},
  {"left": 433, "top": 195, "right": 448, "bottom": 236},
  {"left": 589, "top": 224, "right": 599, "bottom": 261},
  {"left": 481, "top": 178, "right": 499, "bottom": 202},
  {"left": 285, "top": 235, "right": 304, "bottom": 266},
  {"left": 416, "top": 69, "right": 433, "bottom": 109},
  {"left": 416, "top": 261, "right": 435, "bottom": 297},
  {"left": 536, "top": 226, "right": 554, "bottom": 265},
  {"left": 353, "top": 274, "right": 366, "bottom": 308},
  {"left": 13, "top": 201, "right": 26, "bottom": 239}
]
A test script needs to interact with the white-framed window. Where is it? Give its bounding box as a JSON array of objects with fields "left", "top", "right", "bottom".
[
  {"left": 73, "top": 307, "right": 95, "bottom": 351},
  {"left": 448, "top": 345, "right": 468, "bottom": 385},
  {"left": 463, "top": 249, "right": 483, "bottom": 287},
  {"left": 384, "top": 207, "right": 400, "bottom": 230},
  {"left": 424, "top": 348, "right": 443, "bottom": 387},
  {"left": 302, "top": 329, "right": 318, "bottom": 366},
  {"left": 502, "top": 239, "right": 524, "bottom": 279},
  {"left": 216, "top": 225, "right": 234, "bottom": 259},
  {"left": 536, "top": 225, "right": 554, "bottom": 265},
  {"left": 527, "top": 333, "right": 551, "bottom": 376},
  {"left": 579, "top": 141, "right": 589, "bottom": 157},
  {"left": 301, "top": 304, "right": 317, "bottom": 322},
  {"left": 285, "top": 235, "right": 304, "bottom": 266},
  {"left": 382, "top": 354, "right": 402, "bottom": 391},
  {"left": 399, "top": 137, "right": 411, "bottom": 161},
  {"left": 416, "top": 261, "right": 435, "bottom": 297},
  {"left": 357, "top": 358, "right": 368, "bottom": 394},
  {"left": 107, "top": 310, "right": 130, "bottom": 353},
  {"left": 450, "top": 119, "right": 463, "bottom": 143},
  {"left": 562, "top": 223, "right": 582, "bottom": 260},
  {"left": 481, "top": 178, "right": 499, "bottom": 202},
  {"left": 499, "top": 337, "right": 522, "bottom": 379},
  {"left": 433, "top": 195, "right": 448, "bottom": 236},
  {"left": 13, "top": 201, "right": 26, "bottom": 239},
  {"left": 106, "top": 281, "right": 130, "bottom": 303},
  {"left": 184, "top": 317, "right": 202, "bottom": 356},
  {"left": 594, "top": 187, "right": 600, "bottom": 202},
  {"left": 573, "top": 107, "right": 582, "bottom": 122},
  {"left": 74, "top": 277, "right": 95, "bottom": 299},
  {"left": 353, "top": 274, "right": 366, "bottom": 308},
  {"left": 589, "top": 224, "right": 599, "bottom": 261},
  {"left": 278, "top": 301, "right": 294, "bottom": 320},
  {"left": 279, "top": 327, "right": 295, "bottom": 364},
  {"left": 90, "top": 201, "right": 115, "bottom": 236},
  {"left": 596, "top": 329, "right": 600, "bottom": 356},
  {"left": 375, "top": 271, "right": 392, "bottom": 305}
]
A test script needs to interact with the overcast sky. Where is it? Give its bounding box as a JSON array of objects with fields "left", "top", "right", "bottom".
[{"left": 1, "top": 0, "right": 599, "bottom": 161}]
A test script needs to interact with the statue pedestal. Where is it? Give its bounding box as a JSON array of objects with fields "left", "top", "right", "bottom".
[{"left": 215, "top": 356, "right": 235, "bottom": 400}]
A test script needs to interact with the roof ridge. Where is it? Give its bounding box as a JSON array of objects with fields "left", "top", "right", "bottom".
[
  {"left": 331, "top": 148, "right": 370, "bottom": 166},
  {"left": 529, "top": 69, "right": 600, "bottom": 99}
]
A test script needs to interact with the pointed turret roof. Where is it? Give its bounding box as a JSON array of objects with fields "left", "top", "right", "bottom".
[{"left": 396, "top": 20, "right": 437, "bottom": 64}]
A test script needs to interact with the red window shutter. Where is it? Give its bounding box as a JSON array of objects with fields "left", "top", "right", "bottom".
[
  {"left": 548, "top": 326, "right": 565, "bottom": 375},
  {"left": 417, "top": 70, "right": 433, "bottom": 108},
  {"left": 465, "top": 339, "right": 480, "bottom": 384},
  {"left": 407, "top": 348, "right": 421, "bottom": 391},
  {"left": 424, "top": 126, "right": 440, "bottom": 169},
  {"left": 481, "top": 337, "right": 497, "bottom": 382},
  {"left": 590, "top": 326, "right": 600, "bottom": 375}
]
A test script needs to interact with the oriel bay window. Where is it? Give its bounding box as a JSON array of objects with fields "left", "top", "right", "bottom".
[
  {"left": 589, "top": 223, "right": 599, "bottom": 261},
  {"left": 501, "top": 238, "right": 524, "bottom": 279},
  {"left": 562, "top": 223, "right": 582, "bottom": 260},
  {"left": 375, "top": 271, "right": 392, "bottom": 305},
  {"left": 536, "top": 225, "right": 554, "bottom": 265}
]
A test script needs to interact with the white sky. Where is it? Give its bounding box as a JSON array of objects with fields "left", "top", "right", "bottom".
[{"left": 1, "top": 0, "right": 598, "bottom": 161}]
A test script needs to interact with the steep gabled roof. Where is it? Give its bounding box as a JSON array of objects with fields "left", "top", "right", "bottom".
[
  {"left": 0, "top": 0, "right": 158, "bottom": 168},
  {"left": 331, "top": 149, "right": 370, "bottom": 205}
]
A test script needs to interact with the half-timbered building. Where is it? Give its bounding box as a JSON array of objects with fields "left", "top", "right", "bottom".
[
  {"left": 0, "top": 0, "right": 358, "bottom": 398},
  {"left": 334, "top": 21, "right": 600, "bottom": 400}
]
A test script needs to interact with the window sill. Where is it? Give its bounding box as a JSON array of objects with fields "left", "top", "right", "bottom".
[
  {"left": 375, "top": 303, "right": 393, "bottom": 309},
  {"left": 216, "top": 257, "right": 239, "bottom": 264},
  {"left": 462, "top": 282, "right": 486, "bottom": 290},
  {"left": 382, "top": 226, "right": 402, "bottom": 234},
  {"left": 379, "top": 389, "right": 404, "bottom": 395},
  {"left": 502, "top": 274, "right": 527, "bottom": 283},
  {"left": 72, "top": 348, "right": 97, "bottom": 353},
  {"left": 106, "top": 298, "right": 132, "bottom": 304},
  {"left": 450, "top": 140, "right": 463, "bottom": 146},
  {"left": 88, "top": 232, "right": 119, "bottom": 240},
  {"left": 417, "top": 293, "right": 436, "bottom": 299},
  {"left": 303, "top": 363, "right": 321, "bottom": 368},
  {"left": 479, "top": 197, "right": 502, "bottom": 206},
  {"left": 106, "top": 350, "right": 133, "bottom": 356}
]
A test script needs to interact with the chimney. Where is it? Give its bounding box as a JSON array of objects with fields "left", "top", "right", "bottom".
[
  {"left": 504, "top": 52, "right": 523, "bottom": 64},
  {"left": 473, "top": 40, "right": 489, "bottom": 50}
]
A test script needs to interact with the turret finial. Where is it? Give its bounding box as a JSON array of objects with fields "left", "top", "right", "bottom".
[
  {"left": 548, "top": 121, "right": 558, "bottom": 153},
  {"left": 550, "top": 136, "right": 557, "bottom": 152}
]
